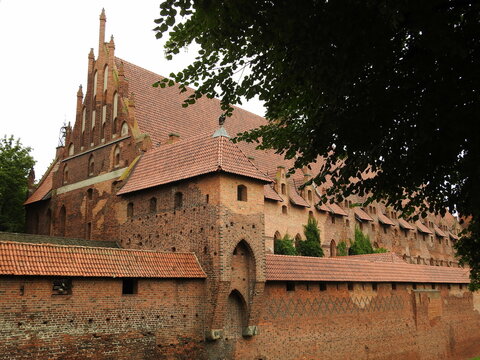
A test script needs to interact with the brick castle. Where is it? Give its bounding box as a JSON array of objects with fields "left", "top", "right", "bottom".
[{"left": 0, "top": 10, "right": 479, "bottom": 360}]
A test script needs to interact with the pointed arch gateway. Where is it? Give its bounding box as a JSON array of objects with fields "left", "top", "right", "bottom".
[{"left": 224, "top": 290, "right": 248, "bottom": 340}]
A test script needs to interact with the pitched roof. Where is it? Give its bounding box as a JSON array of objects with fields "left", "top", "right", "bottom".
[
  {"left": 354, "top": 208, "right": 373, "bottom": 222},
  {"left": 266, "top": 254, "right": 469, "bottom": 283},
  {"left": 378, "top": 212, "right": 395, "bottom": 226},
  {"left": 288, "top": 182, "right": 310, "bottom": 207},
  {"left": 327, "top": 203, "right": 348, "bottom": 216},
  {"left": 398, "top": 218, "right": 415, "bottom": 231},
  {"left": 0, "top": 232, "right": 119, "bottom": 248},
  {"left": 24, "top": 165, "right": 55, "bottom": 205},
  {"left": 117, "top": 134, "right": 271, "bottom": 195},
  {"left": 264, "top": 184, "right": 283, "bottom": 201},
  {"left": 0, "top": 241, "right": 206, "bottom": 279},
  {"left": 342, "top": 252, "right": 406, "bottom": 263},
  {"left": 434, "top": 225, "right": 447, "bottom": 238},
  {"left": 416, "top": 220, "right": 433, "bottom": 234}
]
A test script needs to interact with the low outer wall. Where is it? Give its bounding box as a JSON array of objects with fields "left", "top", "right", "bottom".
[
  {"left": 0, "top": 276, "right": 207, "bottom": 360},
  {"left": 232, "top": 282, "right": 480, "bottom": 360}
]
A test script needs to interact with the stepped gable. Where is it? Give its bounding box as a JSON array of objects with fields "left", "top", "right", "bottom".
[
  {"left": 0, "top": 241, "right": 206, "bottom": 279},
  {"left": 266, "top": 254, "right": 469, "bottom": 283},
  {"left": 117, "top": 133, "right": 271, "bottom": 195}
]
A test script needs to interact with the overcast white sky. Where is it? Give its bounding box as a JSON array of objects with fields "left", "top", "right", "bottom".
[{"left": 0, "top": 0, "right": 265, "bottom": 179}]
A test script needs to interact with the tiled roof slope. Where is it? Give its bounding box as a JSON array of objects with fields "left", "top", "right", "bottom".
[
  {"left": 117, "top": 134, "right": 271, "bottom": 195},
  {"left": 0, "top": 232, "right": 119, "bottom": 248},
  {"left": 0, "top": 241, "right": 206, "bottom": 278},
  {"left": 289, "top": 181, "right": 309, "bottom": 207},
  {"left": 343, "top": 252, "right": 406, "bottom": 263},
  {"left": 264, "top": 184, "right": 283, "bottom": 201},
  {"left": 266, "top": 254, "right": 469, "bottom": 283},
  {"left": 24, "top": 165, "right": 55, "bottom": 205},
  {"left": 117, "top": 58, "right": 295, "bottom": 176}
]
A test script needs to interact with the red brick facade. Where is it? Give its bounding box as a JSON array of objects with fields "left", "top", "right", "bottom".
[{"left": 15, "top": 10, "right": 479, "bottom": 360}]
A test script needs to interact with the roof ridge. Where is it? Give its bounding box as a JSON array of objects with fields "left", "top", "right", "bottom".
[{"left": 0, "top": 240, "right": 196, "bottom": 255}]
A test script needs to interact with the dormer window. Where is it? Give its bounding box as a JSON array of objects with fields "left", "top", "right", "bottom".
[{"left": 237, "top": 185, "right": 247, "bottom": 201}]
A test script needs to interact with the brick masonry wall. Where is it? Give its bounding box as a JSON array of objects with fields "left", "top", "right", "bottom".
[
  {"left": 231, "top": 282, "right": 480, "bottom": 360},
  {"left": 0, "top": 276, "right": 206, "bottom": 360}
]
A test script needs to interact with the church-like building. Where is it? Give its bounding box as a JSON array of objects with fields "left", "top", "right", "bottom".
[{"left": 0, "top": 10, "right": 478, "bottom": 360}]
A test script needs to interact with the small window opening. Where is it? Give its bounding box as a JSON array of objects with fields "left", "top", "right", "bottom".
[
  {"left": 127, "top": 202, "right": 134, "bottom": 218},
  {"left": 121, "top": 121, "right": 129, "bottom": 136},
  {"left": 286, "top": 282, "right": 295, "bottom": 292},
  {"left": 68, "top": 143, "right": 74, "bottom": 156},
  {"left": 391, "top": 283, "right": 397, "bottom": 290},
  {"left": 348, "top": 283, "right": 354, "bottom": 291},
  {"left": 63, "top": 165, "right": 69, "bottom": 184},
  {"left": 281, "top": 183, "right": 286, "bottom": 195},
  {"left": 149, "top": 197, "right": 157, "bottom": 213},
  {"left": 282, "top": 205, "right": 288, "bottom": 215},
  {"left": 372, "top": 283, "right": 378, "bottom": 291},
  {"left": 412, "top": 283, "right": 417, "bottom": 290},
  {"left": 52, "top": 278, "right": 72, "bottom": 295},
  {"left": 88, "top": 155, "right": 95, "bottom": 176},
  {"left": 206, "top": 194, "right": 209, "bottom": 204},
  {"left": 307, "top": 190, "right": 312, "bottom": 201},
  {"left": 431, "top": 284, "right": 436, "bottom": 289},
  {"left": 331, "top": 215, "right": 335, "bottom": 224},
  {"left": 237, "top": 185, "right": 247, "bottom": 201},
  {"left": 86, "top": 222, "right": 92, "bottom": 240},
  {"left": 122, "top": 279, "right": 138, "bottom": 295},
  {"left": 319, "top": 283, "right": 327, "bottom": 292},
  {"left": 174, "top": 192, "right": 183, "bottom": 209},
  {"left": 114, "top": 145, "right": 120, "bottom": 167},
  {"left": 87, "top": 188, "right": 93, "bottom": 200}
]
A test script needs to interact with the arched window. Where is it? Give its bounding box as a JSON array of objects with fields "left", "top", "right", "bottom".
[
  {"left": 308, "top": 211, "right": 314, "bottom": 219},
  {"left": 330, "top": 240, "right": 337, "bottom": 257},
  {"left": 91, "top": 110, "right": 96, "bottom": 145},
  {"left": 59, "top": 205, "right": 66, "bottom": 237},
  {"left": 282, "top": 205, "right": 288, "bottom": 215},
  {"left": 93, "top": 71, "right": 98, "bottom": 97},
  {"left": 295, "top": 233, "right": 302, "bottom": 247},
  {"left": 113, "top": 118, "right": 118, "bottom": 135},
  {"left": 127, "top": 202, "right": 134, "bottom": 218},
  {"left": 237, "top": 185, "right": 247, "bottom": 201},
  {"left": 103, "top": 65, "right": 108, "bottom": 90},
  {"left": 174, "top": 192, "right": 183, "bottom": 209},
  {"left": 113, "top": 92, "right": 118, "bottom": 118},
  {"left": 101, "top": 121, "right": 106, "bottom": 142},
  {"left": 63, "top": 165, "right": 69, "bottom": 184},
  {"left": 68, "top": 143, "right": 74, "bottom": 156},
  {"left": 88, "top": 155, "right": 94, "bottom": 176},
  {"left": 149, "top": 197, "right": 157, "bottom": 213},
  {"left": 273, "top": 231, "right": 281, "bottom": 241},
  {"left": 281, "top": 183, "right": 286, "bottom": 195},
  {"left": 113, "top": 145, "right": 120, "bottom": 167},
  {"left": 121, "top": 121, "right": 128, "bottom": 136},
  {"left": 101, "top": 105, "right": 107, "bottom": 141}
]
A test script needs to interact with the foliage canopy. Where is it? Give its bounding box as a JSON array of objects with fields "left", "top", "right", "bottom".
[
  {"left": 274, "top": 234, "right": 297, "bottom": 256},
  {"left": 298, "top": 217, "right": 324, "bottom": 257},
  {"left": 0, "top": 136, "right": 35, "bottom": 232},
  {"left": 155, "top": 1, "right": 480, "bottom": 288}
]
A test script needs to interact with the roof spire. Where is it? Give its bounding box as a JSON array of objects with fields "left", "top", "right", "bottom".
[
  {"left": 99, "top": 8, "right": 106, "bottom": 53},
  {"left": 212, "top": 114, "right": 230, "bottom": 138}
]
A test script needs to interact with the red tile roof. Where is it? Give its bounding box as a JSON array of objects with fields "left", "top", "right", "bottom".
[
  {"left": 449, "top": 232, "right": 459, "bottom": 240},
  {"left": 327, "top": 203, "right": 348, "bottom": 216},
  {"left": 264, "top": 184, "right": 283, "bottom": 201},
  {"left": 378, "top": 212, "right": 395, "bottom": 226},
  {"left": 416, "top": 220, "right": 433, "bottom": 234},
  {"left": 288, "top": 182, "right": 310, "bottom": 207},
  {"left": 117, "top": 134, "right": 271, "bottom": 195},
  {"left": 266, "top": 254, "right": 469, "bottom": 283},
  {"left": 434, "top": 225, "right": 447, "bottom": 238},
  {"left": 398, "top": 218, "right": 415, "bottom": 231},
  {"left": 354, "top": 208, "right": 373, "bottom": 222},
  {"left": 24, "top": 165, "right": 55, "bottom": 205},
  {"left": 0, "top": 241, "right": 206, "bottom": 278},
  {"left": 342, "top": 252, "right": 406, "bottom": 263}
]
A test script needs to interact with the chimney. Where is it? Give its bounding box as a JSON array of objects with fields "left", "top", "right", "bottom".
[{"left": 168, "top": 133, "right": 180, "bottom": 144}]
